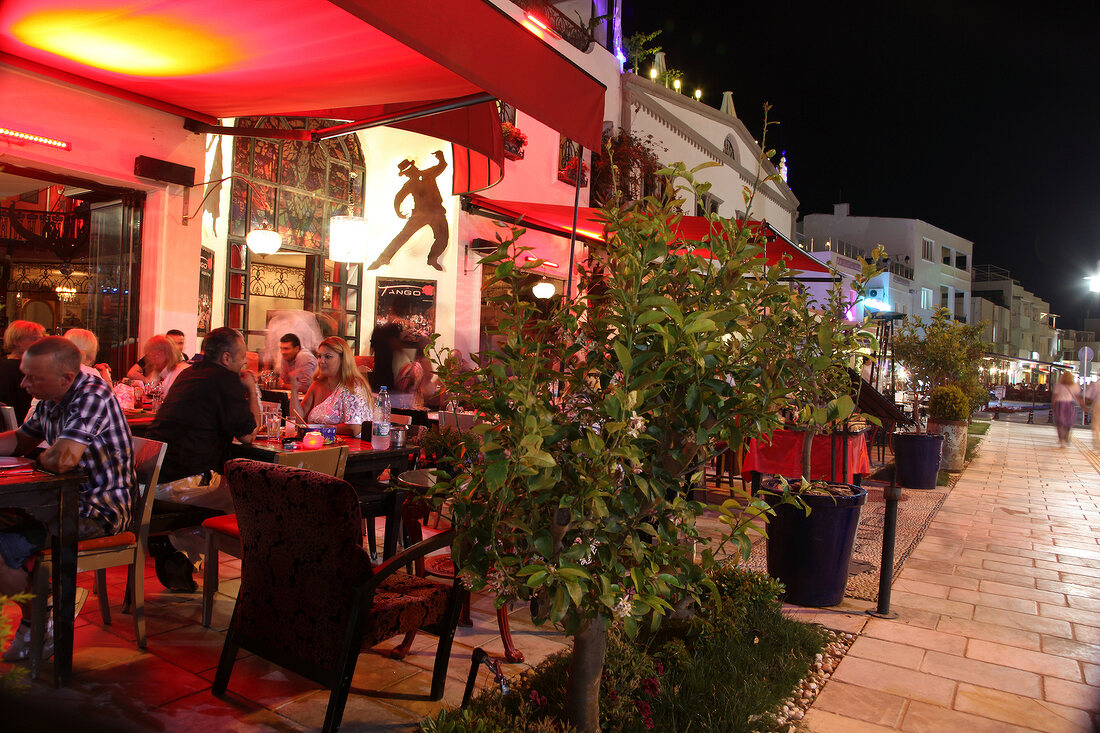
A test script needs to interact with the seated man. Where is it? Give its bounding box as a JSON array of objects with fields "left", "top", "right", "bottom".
[
  {"left": 277, "top": 332, "right": 317, "bottom": 392},
  {"left": 0, "top": 336, "right": 136, "bottom": 662},
  {"left": 125, "top": 329, "right": 189, "bottom": 383},
  {"left": 146, "top": 327, "right": 260, "bottom": 591}
]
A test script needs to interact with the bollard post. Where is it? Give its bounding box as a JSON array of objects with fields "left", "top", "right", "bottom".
[{"left": 868, "top": 469, "right": 900, "bottom": 619}]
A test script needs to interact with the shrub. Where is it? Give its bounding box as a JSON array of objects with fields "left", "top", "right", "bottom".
[
  {"left": 420, "top": 567, "right": 827, "bottom": 733},
  {"left": 928, "top": 385, "right": 969, "bottom": 421}
]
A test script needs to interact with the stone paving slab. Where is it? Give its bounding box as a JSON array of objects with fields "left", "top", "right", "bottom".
[{"left": 806, "top": 421, "right": 1100, "bottom": 732}]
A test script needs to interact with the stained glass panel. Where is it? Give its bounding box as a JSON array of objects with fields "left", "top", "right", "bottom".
[
  {"left": 324, "top": 137, "right": 347, "bottom": 162},
  {"left": 346, "top": 135, "right": 364, "bottom": 164},
  {"left": 253, "top": 139, "right": 279, "bottom": 182},
  {"left": 305, "top": 144, "right": 326, "bottom": 191},
  {"left": 232, "top": 138, "right": 251, "bottom": 176},
  {"left": 277, "top": 191, "right": 322, "bottom": 250},
  {"left": 249, "top": 184, "right": 276, "bottom": 231},
  {"left": 279, "top": 140, "right": 307, "bottom": 188},
  {"left": 229, "top": 179, "right": 248, "bottom": 237},
  {"left": 328, "top": 164, "right": 349, "bottom": 201}
]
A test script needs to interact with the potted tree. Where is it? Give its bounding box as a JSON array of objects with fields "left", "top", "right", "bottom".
[
  {"left": 891, "top": 307, "right": 988, "bottom": 488},
  {"left": 927, "top": 384, "right": 969, "bottom": 471},
  {"left": 759, "top": 251, "right": 882, "bottom": 607},
  {"left": 428, "top": 133, "right": 813, "bottom": 731}
]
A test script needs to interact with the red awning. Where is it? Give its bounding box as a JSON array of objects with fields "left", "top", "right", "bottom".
[
  {"left": 0, "top": 0, "right": 606, "bottom": 190},
  {"left": 463, "top": 195, "right": 831, "bottom": 273}
]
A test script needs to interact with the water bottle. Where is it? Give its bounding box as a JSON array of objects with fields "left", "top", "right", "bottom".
[{"left": 372, "top": 387, "right": 391, "bottom": 450}]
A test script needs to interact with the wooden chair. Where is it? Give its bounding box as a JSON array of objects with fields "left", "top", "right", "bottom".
[
  {"left": 29, "top": 437, "right": 167, "bottom": 679},
  {"left": 201, "top": 444, "right": 348, "bottom": 627},
  {"left": 212, "top": 459, "right": 463, "bottom": 732}
]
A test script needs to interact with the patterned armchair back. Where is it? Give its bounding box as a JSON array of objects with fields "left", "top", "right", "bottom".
[{"left": 224, "top": 458, "right": 373, "bottom": 670}]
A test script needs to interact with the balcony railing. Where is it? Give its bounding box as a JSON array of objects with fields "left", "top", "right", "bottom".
[{"left": 509, "top": 0, "right": 594, "bottom": 52}]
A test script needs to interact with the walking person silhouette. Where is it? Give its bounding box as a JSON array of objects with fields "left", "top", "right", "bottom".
[{"left": 368, "top": 150, "right": 449, "bottom": 271}]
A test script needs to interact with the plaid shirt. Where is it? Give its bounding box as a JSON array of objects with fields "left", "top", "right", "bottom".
[{"left": 19, "top": 371, "right": 136, "bottom": 534}]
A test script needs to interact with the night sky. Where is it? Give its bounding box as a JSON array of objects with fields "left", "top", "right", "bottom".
[{"left": 624, "top": 1, "right": 1100, "bottom": 328}]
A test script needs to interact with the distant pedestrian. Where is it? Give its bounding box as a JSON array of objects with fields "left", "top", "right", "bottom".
[
  {"left": 1085, "top": 379, "right": 1100, "bottom": 448},
  {"left": 1052, "top": 371, "right": 1084, "bottom": 447}
]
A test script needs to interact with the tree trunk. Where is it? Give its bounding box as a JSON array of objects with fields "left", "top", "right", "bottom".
[{"left": 566, "top": 615, "right": 608, "bottom": 733}]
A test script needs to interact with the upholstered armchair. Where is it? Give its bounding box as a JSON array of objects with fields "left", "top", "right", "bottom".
[{"left": 212, "top": 458, "right": 463, "bottom": 733}]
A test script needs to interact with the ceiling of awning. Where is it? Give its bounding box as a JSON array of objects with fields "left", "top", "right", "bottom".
[
  {"left": 463, "top": 195, "right": 831, "bottom": 273},
  {"left": 0, "top": 0, "right": 606, "bottom": 175}
]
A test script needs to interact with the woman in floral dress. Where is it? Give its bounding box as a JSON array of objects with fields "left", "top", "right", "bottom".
[{"left": 289, "top": 336, "right": 374, "bottom": 436}]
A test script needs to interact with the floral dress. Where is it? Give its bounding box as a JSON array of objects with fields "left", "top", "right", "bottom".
[{"left": 307, "top": 383, "right": 372, "bottom": 425}]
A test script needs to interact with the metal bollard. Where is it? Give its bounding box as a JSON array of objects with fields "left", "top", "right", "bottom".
[{"left": 868, "top": 471, "right": 900, "bottom": 619}]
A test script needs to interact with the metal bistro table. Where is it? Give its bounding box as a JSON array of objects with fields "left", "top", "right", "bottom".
[
  {"left": 231, "top": 437, "right": 418, "bottom": 559},
  {"left": 0, "top": 467, "right": 85, "bottom": 686}
]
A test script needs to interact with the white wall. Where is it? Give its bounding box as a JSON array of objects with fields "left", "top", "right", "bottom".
[{"left": 1, "top": 65, "right": 206, "bottom": 355}]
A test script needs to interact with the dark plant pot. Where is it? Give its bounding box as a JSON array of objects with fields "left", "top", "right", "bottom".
[
  {"left": 763, "top": 481, "right": 867, "bottom": 607},
  {"left": 892, "top": 432, "right": 944, "bottom": 490},
  {"left": 927, "top": 418, "right": 967, "bottom": 471}
]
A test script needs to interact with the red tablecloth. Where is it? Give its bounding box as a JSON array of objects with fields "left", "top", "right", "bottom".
[{"left": 742, "top": 429, "right": 870, "bottom": 484}]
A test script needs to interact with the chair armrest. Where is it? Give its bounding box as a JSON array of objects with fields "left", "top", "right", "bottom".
[{"left": 359, "top": 529, "right": 456, "bottom": 596}]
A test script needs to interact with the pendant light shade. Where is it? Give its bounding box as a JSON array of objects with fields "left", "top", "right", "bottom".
[
  {"left": 329, "top": 215, "right": 369, "bottom": 263},
  {"left": 245, "top": 227, "right": 282, "bottom": 255},
  {"left": 532, "top": 280, "right": 556, "bottom": 299}
]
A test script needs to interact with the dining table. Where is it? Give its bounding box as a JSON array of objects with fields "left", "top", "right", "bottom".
[
  {"left": 0, "top": 463, "right": 85, "bottom": 686},
  {"left": 230, "top": 436, "right": 419, "bottom": 559},
  {"left": 742, "top": 428, "right": 871, "bottom": 490}
]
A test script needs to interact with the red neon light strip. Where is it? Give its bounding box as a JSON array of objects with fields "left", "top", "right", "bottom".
[
  {"left": 0, "top": 125, "right": 71, "bottom": 150},
  {"left": 523, "top": 13, "right": 561, "bottom": 40},
  {"left": 525, "top": 256, "right": 559, "bottom": 268}
]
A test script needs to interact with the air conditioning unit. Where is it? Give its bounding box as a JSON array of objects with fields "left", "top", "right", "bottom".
[{"left": 867, "top": 289, "right": 881, "bottom": 299}]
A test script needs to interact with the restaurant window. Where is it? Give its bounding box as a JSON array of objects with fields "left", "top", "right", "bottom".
[
  {"left": 498, "top": 101, "right": 517, "bottom": 126},
  {"left": 921, "top": 238, "right": 934, "bottom": 261},
  {"left": 1, "top": 180, "right": 142, "bottom": 375},
  {"left": 228, "top": 117, "right": 365, "bottom": 354}
]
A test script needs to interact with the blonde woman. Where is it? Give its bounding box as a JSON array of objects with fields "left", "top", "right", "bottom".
[
  {"left": 290, "top": 336, "right": 374, "bottom": 436},
  {"left": 1, "top": 320, "right": 46, "bottom": 422},
  {"left": 63, "top": 328, "right": 111, "bottom": 382},
  {"left": 143, "top": 335, "right": 189, "bottom": 396}
]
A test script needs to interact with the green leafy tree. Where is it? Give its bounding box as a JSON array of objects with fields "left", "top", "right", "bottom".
[
  {"left": 428, "top": 115, "right": 828, "bottom": 732},
  {"left": 893, "top": 307, "right": 989, "bottom": 430},
  {"left": 622, "top": 30, "right": 661, "bottom": 73}
]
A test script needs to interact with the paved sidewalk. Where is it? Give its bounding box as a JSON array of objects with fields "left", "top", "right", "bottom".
[{"left": 803, "top": 420, "right": 1100, "bottom": 732}]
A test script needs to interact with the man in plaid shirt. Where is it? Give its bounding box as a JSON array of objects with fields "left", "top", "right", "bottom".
[{"left": 0, "top": 336, "right": 136, "bottom": 662}]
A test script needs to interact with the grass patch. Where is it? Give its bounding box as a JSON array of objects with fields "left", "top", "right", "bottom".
[
  {"left": 937, "top": 469, "right": 951, "bottom": 486},
  {"left": 421, "top": 568, "right": 828, "bottom": 733},
  {"left": 968, "top": 421, "right": 991, "bottom": 436},
  {"left": 965, "top": 435, "right": 982, "bottom": 462}
]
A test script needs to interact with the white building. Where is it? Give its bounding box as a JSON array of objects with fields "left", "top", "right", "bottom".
[
  {"left": 621, "top": 74, "right": 799, "bottom": 238},
  {"left": 800, "top": 205, "right": 973, "bottom": 322}
]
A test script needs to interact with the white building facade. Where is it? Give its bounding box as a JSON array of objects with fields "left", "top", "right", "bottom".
[{"left": 800, "top": 205, "right": 973, "bottom": 323}]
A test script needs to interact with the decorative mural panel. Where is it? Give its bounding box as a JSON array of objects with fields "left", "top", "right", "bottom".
[{"left": 328, "top": 164, "right": 349, "bottom": 202}]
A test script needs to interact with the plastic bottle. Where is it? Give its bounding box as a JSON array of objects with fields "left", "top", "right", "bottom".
[{"left": 372, "top": 387, "right": 391, "bottom": 450}]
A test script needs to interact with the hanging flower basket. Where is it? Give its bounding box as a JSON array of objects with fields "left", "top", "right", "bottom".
[
  {"left": 557, "top": 156, "right": 589, "bottom": 186},
  {"left": 502, "top": 122, "right": 528, "bottom": 161}
]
